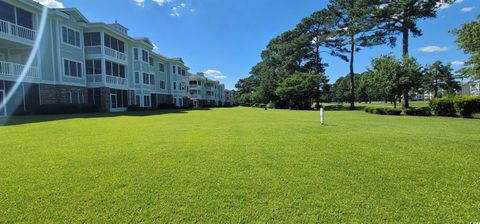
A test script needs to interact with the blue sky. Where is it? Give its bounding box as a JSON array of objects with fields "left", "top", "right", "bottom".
[{"left": 37, "top": 0, "right": 478, "bottom": 89}]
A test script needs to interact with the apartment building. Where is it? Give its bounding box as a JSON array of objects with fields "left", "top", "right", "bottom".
[
  {"left": 0, "top": 0, "right": 234, "bottom": 116},
  {"left": 189, "top": 72, "right": 230, "bottom": 107}
]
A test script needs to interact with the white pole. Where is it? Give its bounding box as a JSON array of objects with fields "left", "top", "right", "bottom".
[{"left": 320, "top": 108, "right": 324, "bottom": 125}]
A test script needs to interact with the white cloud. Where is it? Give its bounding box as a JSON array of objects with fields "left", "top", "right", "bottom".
[
  {"left": 170, "top": 2, "right": 187, "bottom": 17},
  {"left": 451, "top": 61, "right": 465, "bottom": 65},
  {"left": 152, "top": 43, "right": 158, "bottom": 51},
  {"left": 461, "top": 6, "right": 475, "bottom": 12},
  {"left": 204, "top": 70, "right": 227, "bottom": 79},
  {"left": 33, "top": 0, "right": 64, "bottom": 8},
  {"left": 152, "top": 0, "right": 173, "bottom": 6},
  {"left": 133, "top": 0, "right": 145, "bottom": 7},
  {"left": 438, "top": 0, "right": 464, "bottom": 10},
  {"left": 419, "top": 46, "right": 448, "bottom": 53}
]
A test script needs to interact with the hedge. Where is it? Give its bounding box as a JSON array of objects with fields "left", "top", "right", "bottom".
[
  {"left": 430, "top": 98, "right": 456, "bottom": 117},
  {"left": 404, "top": 107, "right": 432, "bottom": 116},
  {"left": 365, "top": 107, "right": 401, "bottom": 115},
  {"left": 453, "top": 96, "right": 480, "bottom": 118},
  {"left": 35, "top": 104, "right": 99, "bottom": 115}
]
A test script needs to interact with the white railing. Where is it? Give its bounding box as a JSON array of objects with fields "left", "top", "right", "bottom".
[
  {"left": 0, "top": 19, "right": 36, "bottom": 41},
  {"left": 106, "top": 75, "right": 127, "bottom": 86},
  {"left": 87, "top": 74, "right": 103, "bottom": 83},
  {"left": 85, "top": 46, "right": 102, "bottom": 54},
  {"left": 0, "top": 61, "right": 39, "bottom": 78},
  {"left": 104, "top": 47, "right": 126, "bottom": 61}
]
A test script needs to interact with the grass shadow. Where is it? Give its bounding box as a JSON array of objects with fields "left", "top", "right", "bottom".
[{"left": 0, "top": 107, "right": 211, "bottom": 127}]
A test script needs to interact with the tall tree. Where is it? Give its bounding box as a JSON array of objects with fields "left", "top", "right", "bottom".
[
  {"left": 424, "top": 61, "right": 460, "bottom": 97},
  {"left": 328, "top": 0, "right": 386, "bottom": 109},
  {"left": 451, "top": 15, "right": 480, "bottom": 80},
  {"left": 377, "top": 0, "right": 454, "bottom": 108},
  {"left": 275, "top": 72, "right": 323, "bottom": 110},
  {"left": 370, "top": 55, "right": 404, "bottom": 108}
]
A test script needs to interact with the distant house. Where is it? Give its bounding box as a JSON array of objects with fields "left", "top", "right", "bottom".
[{"left": 189, "top": 72, "right": 231, "bottom": 107}]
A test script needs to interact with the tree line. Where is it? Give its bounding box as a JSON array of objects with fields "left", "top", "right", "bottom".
[{"left": 234, "top": 0, "right": 479, "bottom": 110}]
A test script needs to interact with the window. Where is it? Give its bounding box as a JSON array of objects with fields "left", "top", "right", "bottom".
[
  {"left": 16, "top": 7, "right": 33, "bottom": 29},
  {"left": 159, "top": 63, "right": 165, "bottom": 72},
  {"left": 0, "top": 1, "right": 15, "bottom": 24},
  {"left": 149, "top": 57, "right": 154, "bottom": 66},
  {"left": 62, "top": 26, "right": 81, "bottom": 47},
  {"left": 177, "top": 67, "right": 181, "bottom": 74},
  {"left": 150, "top": 74, "right": 155, "bottom": 85},
  {"left": 134, "top": 48, "right": 139, "bottom": 60},
  {"left": 144, "top": 95, "right": 151, "bottom": 107},
  {"left": 105, "top": 60, "right": 126, "bottom": 78},
  {"left": 143, "top": 73, "right": 150, "bottom": 84},
  {"left": 135, "top": 95, "right": 140, "bottom": 106},
  {"left": 69, "top": 92, "right": 84, "bottom": 104},
  {"left": 84, "top": 32, "right": 101, "bottom": 46},
  {"left": 160, "top": 80, "right": 165, "bottom": 89},
  {"left": 173, "top": 82, "right": 177, "bottom": 90},
  {"left": 172, "top": 65, "right": 176, "bottom": 74},
  {"left": 86, "top": 60, "right": 102, "bottom": 75},
  {"left": 182, "top": 70, "right": 186, "bottom": 76},
  {"left": 142, "top": 50, "right": 148, "bottom": 62},
  {"left": 64, "top": 59, "right": 82, "bottom": 77},
  {"left": 104, "top": 34, "right": 125, "bottom": 53},
  {"left": 135, "top": 72, "right": 140, "bottom": 84}
]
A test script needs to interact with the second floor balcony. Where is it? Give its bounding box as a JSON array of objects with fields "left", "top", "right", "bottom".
[
  {"left": 87, "top": 74, "right": 128, "bottom": 89},
  {"left": 0, "top": 60, "right": 40, "bottom": 81},
  {"left": 0, "top": 19, "right": 36, "bottom": 45},
  {"left": 85, "top": 46, "right": 126, "bottom": 62}
]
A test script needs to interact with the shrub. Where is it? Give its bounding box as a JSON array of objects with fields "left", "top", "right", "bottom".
[
  {"left": 322, "top": 105, "right": 345, "bottom": 111},
  {"left": 384, "top": 108, "right": 402, "bottom": 115},
  {"left": 127, "top": 105, "right": 150, "bottom": 111},
  {"left": 365, "top": 107, "right": 376, "bottom": 113},
  {"left": 35, "top": 104, "right": 99, "bottom": 115},
  {"left": 430, "top": 98, "right": 456, "bottom": 117},
  {"left": 375, "top": 108, "right": 387, "bottom": 115},
  {"left": 157, "top": 103, "right": 178, "bottom": 110},
  {"left": 453, "top": 96, "right": 480, "bottom": 118},
  {"left": 404, "top": 107, "right": 432, "bottom": 116}
]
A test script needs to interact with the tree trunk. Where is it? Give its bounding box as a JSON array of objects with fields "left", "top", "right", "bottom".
[
  {"left": 393, "top": 98, "right": 397, "bottom": 108},
  {"left": 349, "top": 37, "right": 355, "bottom": 110},
  {"left": 401, "top": 21, "right": 410, "bottom": 109},
  {"left": 315, "top": 45, "right": 320, "bottom": 109}
]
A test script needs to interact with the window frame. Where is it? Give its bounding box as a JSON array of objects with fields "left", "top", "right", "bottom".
[{"left": 61, "top": 25, "right": 82, "bottom": 48}]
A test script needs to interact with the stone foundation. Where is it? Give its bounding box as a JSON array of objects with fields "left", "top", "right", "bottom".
[{"left": 39, "top": 84, "right": 87, "bottom": 105}]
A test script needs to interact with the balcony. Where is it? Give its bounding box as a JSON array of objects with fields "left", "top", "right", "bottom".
[
  {"left": 0, "top": 19, "right": 36, "bottom": 44},
  {"left": 87, "top": 74, "right": 128, "bottom": 89},
  {"left": 104, "top": 47, "right": 126, "bottom": 61},
  {"left": 0, "top": 61, "right": 40, "bottom": 81},
  {"left": 84, "top": 46, "right": 126, "bottom": 62}
]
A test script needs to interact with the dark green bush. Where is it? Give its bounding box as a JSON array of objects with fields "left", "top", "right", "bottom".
[
  {"left": 35, "top": 104, "right": 99, "bottom": 115},
  {"left": 375, "top": 108, "right": 387, "bottom": 115},
  {"left": 322, "top": 104, "right": 344, "bottom": 111},
  {"left": 157, "top": 103, "right": 178, "bottom": 110},
  {"left": 404, "top": 107, "right": 432, "bottom": 116},
  {"left": 453, "top": 96, "right": 480, "bottom": 118},
  {"left": 127, "top": 105, "right": 150, "bottom": 111},
  {"left": 384, "top": 108, "right": 402, "bottom": 115},
  {"left": 430, "top": 98, "right": 456, "bottom": 117},
  {"left": 365, "top": 107, "right": 376, "bottom": 113}
]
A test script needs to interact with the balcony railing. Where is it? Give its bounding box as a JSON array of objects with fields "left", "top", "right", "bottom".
[
  {"left": 0, "top": 61, "right": 39, "bottom": 79},
  {"left": 0, "top": 19, "right": 36, "bottom": 42},
  {"left": 106, "top": 75, "right": 127, "bottom": 85},
  {"left": 104, "top": 47, "right": 126, "bottom": 61},
  {"left": 85, "top": 46, "right": 126, "bottom": 61},
  {"left": 87, "top": 74, "right": 128, "bottom": 87}
]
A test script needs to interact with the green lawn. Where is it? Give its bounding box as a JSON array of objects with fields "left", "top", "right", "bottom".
[{"left": 1, "top": 107, "right": 479, "bottom": 223}]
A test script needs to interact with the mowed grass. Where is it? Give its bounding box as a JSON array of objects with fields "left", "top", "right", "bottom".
[{"left": 0, "top": 107, "right": 479, "bottom": 223}]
